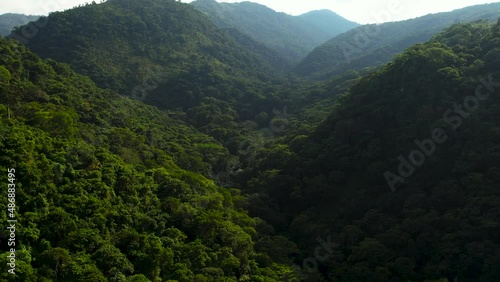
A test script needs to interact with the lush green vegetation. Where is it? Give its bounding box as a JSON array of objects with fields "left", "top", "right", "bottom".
[
  {"left": 191, "top": 0, "right": 359, "bottom": 63},
  {"left": 0, "top": 37, "right": 297, "bottom": 281},
  {"left": 0, "top": 14, "right": 40, "bottom": 37},
  {"left": 241, "top": 20, "right": 500, "bottom": 281},
  {"left": 2, "top": 0, "right": 500, "bottom": 281},
  {"left": 9, "top": 0, "right": 287, "bottom": 100},
  {"left": 8, "top": 0, "right": 305, "bottom": 154},
  {"left": 295, "top": 2, "right": 500, "bottom": 79}
]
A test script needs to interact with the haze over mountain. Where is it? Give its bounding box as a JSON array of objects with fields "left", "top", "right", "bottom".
[
  {"left": 298, "top": 9, "right": 355, "bottom": 35},
  {"left": 191, "top": 0, "right": 359, "bottom": 63},
  {"left": 8, "top": 0, "right": 293, "bottom": 120},
  {"left": 296, "top": 2, "right": 500, "bottom": 79},
  {"left": 0, "top": 13, "right": 40, "bottom": 36}
]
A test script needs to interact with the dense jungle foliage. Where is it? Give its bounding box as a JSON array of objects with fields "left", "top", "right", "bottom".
[
  {"left": 1, "top": 0, "right": 500, "bottom": 281},
  {"left": 0, "top": 36, "right": 298, "bottom": 281},
  {"left": 241, "top": 20, "right": 500, "bottom": 281}
]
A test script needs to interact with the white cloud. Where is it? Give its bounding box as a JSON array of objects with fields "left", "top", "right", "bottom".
[
  {"left": 1, "top": 0, "right": 498, "bottom": 24},
  {"left": 0, "top": 0, "right": 91, "bottom": 15},
  {"left": 185, "top": 0, "right": 499, "bottom": 24}
]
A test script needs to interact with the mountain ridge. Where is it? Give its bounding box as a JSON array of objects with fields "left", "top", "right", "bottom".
[
  {"left": 0, "top": 13, "right": 40, "bottom": 36},
  {"left": 191, "top": 0, "right": 359, "bottom": 63},
  {"left": 295, "top": 2, "right": 500, "bottom": 79},
  {"left": 2, "top": 0, "right": 500, "bottom": 281},
  {"left": 8, "top": 0, "right": 289, "bottom": 117}
]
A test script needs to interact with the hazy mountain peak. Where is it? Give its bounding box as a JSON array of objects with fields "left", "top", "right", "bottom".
[
  {"left": 295, "top": 1, "right": 500, "bottom": 78},
  {"left": 0, "top": 13, "right": 41, "bottom": 36},
  {"left": 191, "top": 0, "right": 359, "bottom": 62},
  {"left": 299, "top": 9, "right": 340, "bottom": 16}
]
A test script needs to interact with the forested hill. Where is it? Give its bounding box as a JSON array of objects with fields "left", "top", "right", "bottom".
[
  {"left": 0, "top": 14, "right": 40, "bottom": 36},
  {"left": 8, "top": 0, "right": 289, "bottom": 110},
  {"left": 191, "top": 0, "right": 359, "bottom": 63},
  {"left": 0, "top": 36, "right": 298, "bottom": 281},
  {"left": 240, "top": 20, "right": 500, "bottom": 281},
  {"left": 295, "top": 2, "right": 500, "bottom": 79},
  {"left": 3, "top": 0, "right": 500, "bottom": 281}
]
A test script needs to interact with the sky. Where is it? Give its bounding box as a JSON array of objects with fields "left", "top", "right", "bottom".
[{"left": 0, "top": 0, "right": 498, "bottom": 24}]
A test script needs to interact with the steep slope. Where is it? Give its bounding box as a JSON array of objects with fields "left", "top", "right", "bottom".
[
  {"left": 0, "top": 36, "right": 298, "bottom": 281},
  {"left": 295, "top": 2, "right": 500, "bottom": 79},
  {"left": 0, "top": 13, "right": 40, "bottom": 36},
  {"left": 241, "top": 20, "right": 500, "bottom": 281},
  {"left": 191, "top": 0, "right": 359, "bottom": 63},
  {"left": 9, "top": 0, "right": 287, "bottom": 110}
]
